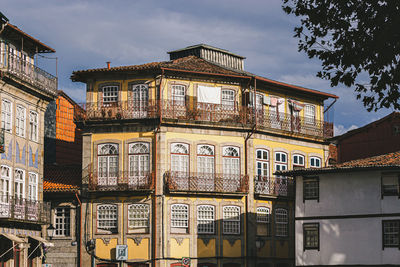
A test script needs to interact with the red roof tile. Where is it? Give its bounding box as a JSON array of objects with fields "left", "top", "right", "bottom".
[{"left": 43, "top": 165, "right": 81, "bottom": 192}]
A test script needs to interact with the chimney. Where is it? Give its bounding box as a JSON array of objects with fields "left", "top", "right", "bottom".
[{"left": 106, "top": 62, "right": 111, "bottom": 69}]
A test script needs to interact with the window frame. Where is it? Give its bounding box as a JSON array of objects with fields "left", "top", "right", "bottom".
[
  {"left": 382, "top": 220, "right": 400, "bottom": 249},
  {"left": 303, "top": 176, "right": 319, "bottom": 202},
  {"left": 303, "top": 223, "right": 320, "bottom": 251},
  {"left": 97, "top": 143, "right": 119, "bottom": 182},
  {"left": 128, "top": 142, "right": 150, "bottom": 177},
  {"left": 29, "top": 111, "right": 38, "bottom": 142},
  {"left": 15, "top": 105, "right": 26, "bottom": 137},
  {"left": 381, "top": 173, "right": 400, "bottom": 197},
  {"left": 171, "top": 84, "right": 186, "bottom": 104},
  {"left": 275, "top": 152, "right": 288, "bottom": 173},
  {"left": 54, "top": 207, "right": 71, "bottom": 237},
  {"left": 197, "top": 205, "right": 215, "bottom": 234},
  {"left": 256, "top": 149, "right": 269, "bottom": 178},
  {"left": 304, "top": 104, "right": 316, "bottom": 125},
  {"left": 256, "top": 206, "right": 271, "bottom": 236},
  {"left": 292, "top": 154, "right": 305, "bottom": 169},
  {"left": 223, "top": 205, "right": 240, "bottom": 235},
  {"left": 275, "top": 208, "right": 288, "bottom": 237},
  {"left": 14, "top": 168, "right": 25, "bottom": 200},
  {"left": 97, "top": 204, "right": 118, "bottom": 233},
  {"left": 221, "top": 89, "right": 235, "bottom": 109},
  {"left": 0, "top": 165, "right": 12, "bottom": 199},
  {"left": 127, "top": 203, "right": 150, "bottom": 231},
  {"left": 1, "top": 99, "right": 12, "bottom": 133},
  {"left": 28, "top": 172, "right": 38, "bottom": 201},
  {"left": 101, "top": 84, "right": 120, "bottom": 104},
  {"left": 171, "top": 203, "right": 189, "bottom": 234},
  {"left": 309, "top": 156, "right": 322, "bottom": 168}
]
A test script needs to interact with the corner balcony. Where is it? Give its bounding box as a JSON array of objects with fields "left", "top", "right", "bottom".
[
  {"left": 165, "top": 171, "right": 249, "bottom": 194},
  {"left": 0, "top": 195, "right": 50, "bottom": 224},
  {"left": 253, "top": 110, "right": 333, "bottom": 139},
  {"left": 75, "top": 100, "right": 159, "bottom": 121},
  {"left": 0, "top": 51, "right": 57, "bottom": 96},
  {"left": 88, "top": 171, "right": 155, "bottom": 191},
  {"left": 254, "top": 176, "right": 294, "bottom": 198}
]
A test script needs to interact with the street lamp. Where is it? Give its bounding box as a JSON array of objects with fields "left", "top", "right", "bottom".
[{"left": 46, "top": 224, "right": 55, "bottom": 239}]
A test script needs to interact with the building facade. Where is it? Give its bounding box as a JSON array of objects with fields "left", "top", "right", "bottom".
[
  {"left": 0, "top": 15, "right": 57, "bottom": 266},
  {"left": 43, "top": 90, "right": 83, "bottom": 266},
  {"left": 281, "top": 151, "right": 400, "bottom": 266},
  {"left": 72, "top": 44, "right": 337, "bottom": 267},
  {"left": 332, "top": 112, "right": 400, "bottom": 163}
]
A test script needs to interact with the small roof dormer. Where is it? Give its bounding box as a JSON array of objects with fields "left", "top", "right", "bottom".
[{"left": 168, "top": 44, "right": 245, "bottom": 71}]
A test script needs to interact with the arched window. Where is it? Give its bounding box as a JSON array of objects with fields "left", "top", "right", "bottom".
[
  {"left": 97, "top": 204, "right": 118, "bottom": 233},
  {"left": 171, "top": 143, "right": 189, "bottom": 190},
  {"left": 293, "top": 154, "right": 305, "bottom": 169},
  {"left": 129, "top": 143, "right": 150, "bottom": 188},
  {"left": 275, "top": 208, "right": 288, "bottom": 237},
  {"left": 223, "top": 206, "right": 240, "bottom": 234},
  {"left": 256, "top": 149, "right": 269, "bottom": 179},
  {"left": 128, "top": 203, "right": 150, "bottom": 232},
  {"left": 257, "top": 207, "right": 271, "bottom": 236},
  {"left": 197, "top": 205, "right": 215, "bottom": 234},
  {"left": 98, "top": 144, "right": 119, "bottom": 186},
  {"left": 223, "top": 146, "right": 240, "bottom": 192},
  {"left": 310, "top": 157, "right": 322, "bottom": 168},
  {"left": 14, "top": 169, "right": 25, "bottom": 200},
  {"left": 0, "top": 165, "right": 11, "bottom": 200},
  {"left": 197, "top": 145, "right": 215, "bottom": 191},
  {"left": 131, "top": 84, "right": 149, "bottom": 118}
]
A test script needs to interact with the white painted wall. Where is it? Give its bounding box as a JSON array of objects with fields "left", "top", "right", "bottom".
[{"left": 295, "top": 170, "right": 400, "bottom": 266}]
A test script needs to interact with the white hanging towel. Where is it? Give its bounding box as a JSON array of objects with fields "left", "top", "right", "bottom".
[{"left": 197, "top": 85, "right": 221, "bottom": 104}]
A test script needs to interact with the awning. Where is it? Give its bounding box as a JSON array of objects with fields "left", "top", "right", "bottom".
[
  {"left": 28, "top": 235, "right": 54, "bottom": 247},
  {"left": 1, "top": 233, "right": 25, "bottom": 243}
]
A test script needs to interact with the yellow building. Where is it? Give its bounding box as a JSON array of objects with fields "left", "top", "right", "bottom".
[{"left": 71, "top": 44, "right": 338, "bottom": 267}]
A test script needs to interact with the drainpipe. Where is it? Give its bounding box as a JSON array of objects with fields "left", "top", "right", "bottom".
[{"left": 75, "top": 192, "right": 82, "bottom": 267}]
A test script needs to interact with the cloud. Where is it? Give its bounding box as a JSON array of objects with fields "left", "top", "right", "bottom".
[{"left": 334, "top": 124, "right": 358, "bottom": 136}]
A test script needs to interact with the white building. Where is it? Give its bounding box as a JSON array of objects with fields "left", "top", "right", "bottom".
[{"left": 279, "top": 151, "right": 400, "bottom": 266}]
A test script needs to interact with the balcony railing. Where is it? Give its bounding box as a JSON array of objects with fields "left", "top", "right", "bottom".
[
  {"left": 88, "top": 171, "right": 155, "bottom": 191},
  {"left": 75, "top": 99, "right": 333, "bottom": 139},
  {"left": 253, "top": 110, "right": 333, "bottom": 138},
  {"left": 254, "top": 176, "right": 294, "bottom": 198},
  {"left": 0, "top": 195, "right": 50, "bottom": 224},
  {"left": 162, "top": 100, "right": 247, "bottom": 126},
  {"left": 0, "top": 51, "right": 57, "bottom": 95},
  {"left": 165, "top": 171, "right": 249, "bottom": 194},
  {"left": 76, "top": 100, "right": 159, "bottom": 121}
]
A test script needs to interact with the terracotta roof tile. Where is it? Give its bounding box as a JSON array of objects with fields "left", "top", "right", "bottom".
[
  {"left": 277, "top": 150, "right": 400, "bottom": 176},
  {"left": 43, "top": 165, "right": 81, "bottom": 192}
]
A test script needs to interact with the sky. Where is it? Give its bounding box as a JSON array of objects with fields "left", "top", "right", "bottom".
[{"left": 2, "top": 0, "right": 394, "bottom": 135}]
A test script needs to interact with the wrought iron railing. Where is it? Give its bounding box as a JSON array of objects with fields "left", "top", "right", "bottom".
[
  {"left": 254, "top": 176, "right": 294, "bottom": 198},
  {"left": 165, "top": 171, "right": 249, "bottom": 194},
  {"left": 0, "top": 51, "right": 57, "bottom": 95},
  {"left": 75, "top": 98, "right": 334, "bottom": 139},
  {"left": 161, "top": 100, "right": 247, "bottom": 126},
  {"left": 88, "top": 171, "right": 155, "bottom": 191},
  {"left": 75, "top": 100, "right": 159, "bottom": 121},
  {"left": 252, "top": 110, "right": 333, "bottom": 138},
  {"left": 0, "top": 195, "right": 50, "bottom": 224}
]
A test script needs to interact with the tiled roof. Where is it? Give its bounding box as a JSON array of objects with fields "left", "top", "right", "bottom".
[
  {"left": 43, "top": 165, "right": 81, "bottom": 192},
  {"left": 71, "top": 56, "right": 246, "bottom": 79},
  {"left": 71, "top": 54, "right": 338, "bottom": 99},
  {"left": 277, "top": 150, "right": 400, "bottom": 176}
]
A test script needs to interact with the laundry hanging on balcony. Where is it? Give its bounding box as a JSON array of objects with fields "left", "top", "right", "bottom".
[
  {"left": 288, "top": 99, "right": 305, "bottom": 111},
  {"left": 197, "top": 85, "right": 221, "bottom": 104}
]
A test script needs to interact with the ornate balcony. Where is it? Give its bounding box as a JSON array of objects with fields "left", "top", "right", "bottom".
[
  {"left": 0, "top": 51, "right": 57, "bottom": 96},
  {"left": 88, "top": 171, "right": 155, "bottom": 191},
  {"left": 253, "top": 110, "right": 334, "bottom": 139},
  {"left": 165, "top": 171, "right": 249, "bottom": 194},
  {"left": 162, "top": 100, "right": 247, "bottom": 126},
  {"left": 0, "top": 195, "right": 50, "bottom": 224},
  {"left": 75, "top": 100, "right": 159, "bottom": 121},
  {"left": 254, "top": 176, "right": 294, "bottom": 198}
]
